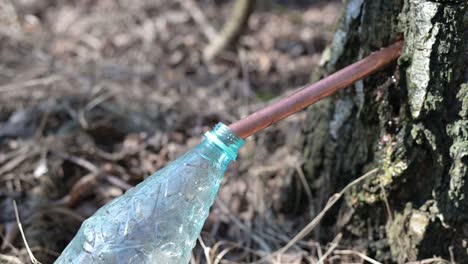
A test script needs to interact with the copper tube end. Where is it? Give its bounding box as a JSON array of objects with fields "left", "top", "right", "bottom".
[{"left": 229, "top": 41, "right": 404, "bottom": 139}]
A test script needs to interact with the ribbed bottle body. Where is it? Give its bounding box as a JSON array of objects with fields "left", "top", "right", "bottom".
[{"left": 55, "top": 123, "right": 243, "bottom": 264}]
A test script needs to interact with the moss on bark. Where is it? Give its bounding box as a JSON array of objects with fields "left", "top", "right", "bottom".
[{"left": 302, "top": 0, "right": 467, "bottom": 262}]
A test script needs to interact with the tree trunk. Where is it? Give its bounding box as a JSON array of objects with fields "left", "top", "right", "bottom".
[{"left": 301, "top": 0, "right": 467, "bottom": 262}]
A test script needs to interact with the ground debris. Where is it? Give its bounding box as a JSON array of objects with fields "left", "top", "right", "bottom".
[{"left": 0, "top": 0, "right": 341, "bottom": 263}]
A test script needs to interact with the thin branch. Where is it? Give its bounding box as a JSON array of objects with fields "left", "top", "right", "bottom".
[
  {"left": 251, "top": 168, "right": 379, "bottom": 263},
  {"left": 0, "top": 75, "right": 62, "bottom": 93},
  {"left": 178, "top": 0, "right": 217, "bottom": 40},
  {"left": 203, "top": 0, "right": 256, "bottom": 60},
  {"left": 52, "top": 151, "right": 132, "bottom": 191},
  {"left": 316, "top": 233, "right": 342, "bottom": 264},
  {"left": 215, "top": 200, "right": 271, "bottom": 254},
  {"left": 296, "top": 165, "right": 314, "bottom": 208},
  {"left": 13, "top": 201, "right": 42, "bottom": 264},
  {"left": 406, "top": 258, "right": 451, "bottom": 264},
  {"left": 0, "top": 254, "right": 22, "bottom": 264},
  {"left": 334, "top": 249, "right": 382, "bottom": 264},
  {"left": 277, "top": 168, "right": 378, "bottom": 255},
  {"left": 198, "top": 236, "right": 213, "bottom": 264}
]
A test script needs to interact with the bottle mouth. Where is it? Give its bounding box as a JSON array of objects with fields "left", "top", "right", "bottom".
[{"left": 204, "top": 123, "right": 244, "bottom": 161}]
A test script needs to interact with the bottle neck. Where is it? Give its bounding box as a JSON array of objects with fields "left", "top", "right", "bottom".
[{"left": 202, "top": 123, "right": 244, "bottom": 164}]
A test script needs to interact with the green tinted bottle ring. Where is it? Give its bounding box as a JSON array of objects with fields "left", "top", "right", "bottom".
[{"left": 204, "top": 131, "right": 237, "bottom": 161}]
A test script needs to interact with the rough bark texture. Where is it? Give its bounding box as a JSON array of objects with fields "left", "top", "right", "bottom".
[{"left": 301, "top": 0, "right": 467, "bottom": 262}]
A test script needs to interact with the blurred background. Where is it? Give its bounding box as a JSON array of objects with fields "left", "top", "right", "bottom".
[{"left": 0, "top": 0, "right": 343, "bottom": 263}]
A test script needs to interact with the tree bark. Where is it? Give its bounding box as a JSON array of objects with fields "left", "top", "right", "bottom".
[{"left": 301, "top": 0, "right": 467, "bottom": 262}]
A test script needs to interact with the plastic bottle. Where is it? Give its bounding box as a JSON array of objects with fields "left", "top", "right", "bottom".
[{"left": 55, "top": 123, "right": 244, "bottom": 264}]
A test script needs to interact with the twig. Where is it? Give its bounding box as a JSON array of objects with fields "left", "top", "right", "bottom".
[
  {"left": 0, "top": 148, "right": 39, "bottom": 176},
  {"left": 251, "top": 169, "right": 378, "bottom": 263},
  {"left": 215, "top": 200, "right": 271, "bottom": 254},
  {"left": 406, "top": 258, "right": 451, "bottom": 264},
  {"left": 296, "top": 165, "right": 314, "bottom": 208},
  {"left": 104, "top": 174, "right": 132, "bottom": 191},
  {"left": 213, "top": 244, "right": 240, "bottom": 264},
  {"left": 0, "top": 75, "right": 62, "bottom": 93},
  {"left": 448, "top": 246, "right": 455, "bottom": 264},
  {"left": 34, "top": 109, "right": 50, "bottom": 139},
  {"left": 334, "top": 249, "right": 382, "bottom": 264},
  {"left": 79, "top": 92, "right": 115, "bottom": 129},
  {"left": 13, "top": 201, "right": 42, "bottom": 264},
  {"left": 316, "top": 233, "right": 342, "bottom": 264},
  {"left": 277, "top": 169, "right": 378, "bottom": 255},
  {"left": 53, "top": 151, "right": 98, "bottom": 172},
  {"left": 177, "top": 0, "right": 217, "bottom": 40},
  {"left": 190, "top": 254, "right": 197, "bottom": 264},
  {"left": 42, "top": 207, "right": 86, "bottom": 222},
  {"left": 52, "top": 151, "right": 132, "bottom": 191},
  {"left": 0, "top": 147, "right": 28, "bottom": 164},
  {"left": 203, "top": 0, "right": 256, "bottom": 60},
  {"left": 0, "top": 254, "right": 22, "bottom": 264},
  {"left": 29, "top": 247, "right": 60, "bottom": 258},
  {"left": 379, "top": 182, "right": 393, "bottom": 221},
  {"left": 262, "top": 225, "right": 304, "bottom": 253},
  {"left": 198, "top": 236, "right": 213, "bottom": 264},
  {"left": 1, "top": 222, "right": 19, "bottom": 250}
]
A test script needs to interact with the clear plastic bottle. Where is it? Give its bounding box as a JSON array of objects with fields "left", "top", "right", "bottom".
[{"left": 55, "top": 123, "right": 244, "bottom": 264}]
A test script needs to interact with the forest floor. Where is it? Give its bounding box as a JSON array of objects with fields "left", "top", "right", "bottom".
[{"left": 0, "top": 0, "right": 345, "bottom": 263}]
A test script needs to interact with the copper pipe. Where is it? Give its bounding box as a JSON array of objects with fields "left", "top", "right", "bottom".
[{"left": 229, "top": 41, "right": 404, "bottom": 139}]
